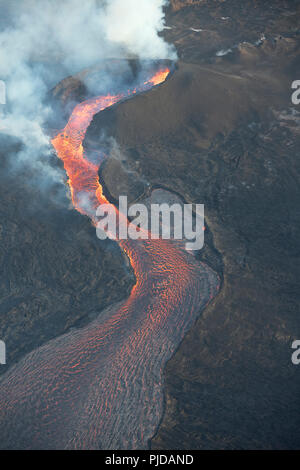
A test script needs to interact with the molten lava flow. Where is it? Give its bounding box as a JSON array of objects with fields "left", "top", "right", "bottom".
[
  {"left": 143, "top": 68, "right": 170, "bottom": 87},
  {"left": 51, "top": 66, "right": 173, "bottom": 305},
  {"left": 0, "top": 65, "right": 219, "bottom": 450},
  {"left": 51, "top": 67, "right": 170, "bottom": 220}
]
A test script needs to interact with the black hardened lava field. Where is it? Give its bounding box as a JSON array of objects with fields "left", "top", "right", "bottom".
[{"left": 0, "top": 0, "right": 299, "bottom": 454}]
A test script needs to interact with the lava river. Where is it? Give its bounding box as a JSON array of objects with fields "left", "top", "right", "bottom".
[{"left": 0, "top": 66, "right": 219, "bottom": 449}]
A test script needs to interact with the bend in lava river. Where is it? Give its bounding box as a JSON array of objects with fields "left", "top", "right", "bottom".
[{"left": 0, "top": 66, "right": 220, "bottom": 450}]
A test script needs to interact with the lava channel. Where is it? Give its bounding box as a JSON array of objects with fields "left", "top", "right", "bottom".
[{"left": 0, "top": 66, "right": 219, "bottom": 450}]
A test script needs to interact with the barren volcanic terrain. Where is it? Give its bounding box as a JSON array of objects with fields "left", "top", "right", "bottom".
[
  {"left": 0, "top": 0, "right": 300, "bottom": 450},
  {"left": 88, "top": 0, "right": 300, "bottom": 449}
]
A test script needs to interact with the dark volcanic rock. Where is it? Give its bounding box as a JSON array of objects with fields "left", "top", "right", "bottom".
[
  {"left": 1, "top": 0, "right": 300, "bottom": 450},
  {"left": 0, "top": 144, "right": 134, "bottom": 375},
  {"left": 166, "top": 0, "right": 300, "bottom": 63},
  {"left": 84, "top": 0, "right": 300, "bottom": 449},
  {"left": 100, "top": 156, "right": 146, "bottom": 204}
]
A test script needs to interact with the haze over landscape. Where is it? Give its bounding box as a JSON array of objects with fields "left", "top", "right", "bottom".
[{"left": 0, "top": 0, "right": 299, "bottom": 451}]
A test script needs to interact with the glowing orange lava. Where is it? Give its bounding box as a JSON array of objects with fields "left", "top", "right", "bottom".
[
  {"left": 52, "top": 67, "right": 170, "bottom": 219},
  {"left": 0, "top": 65, "right": 220, "bottom": 451}
]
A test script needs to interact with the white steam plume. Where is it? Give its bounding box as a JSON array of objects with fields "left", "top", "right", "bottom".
[
  {"left": 104, "top": 0, "right": 175, "bottom": 59},
  {"left": 0, "top": 0, "right": 175, "bottom": 192}
]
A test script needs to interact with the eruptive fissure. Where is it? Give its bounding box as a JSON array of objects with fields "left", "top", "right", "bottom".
[{"left": 0, "top": 65, "right": 219, "bottom": 450}]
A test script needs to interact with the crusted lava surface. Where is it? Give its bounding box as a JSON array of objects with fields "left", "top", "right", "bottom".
[{"left": 1, "top": 0, "right": 300, "bottom": 450}]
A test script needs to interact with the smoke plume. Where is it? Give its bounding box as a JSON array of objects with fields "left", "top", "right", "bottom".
[{"left": 0, "top": 0, "right": 175, "bottom": 192}]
